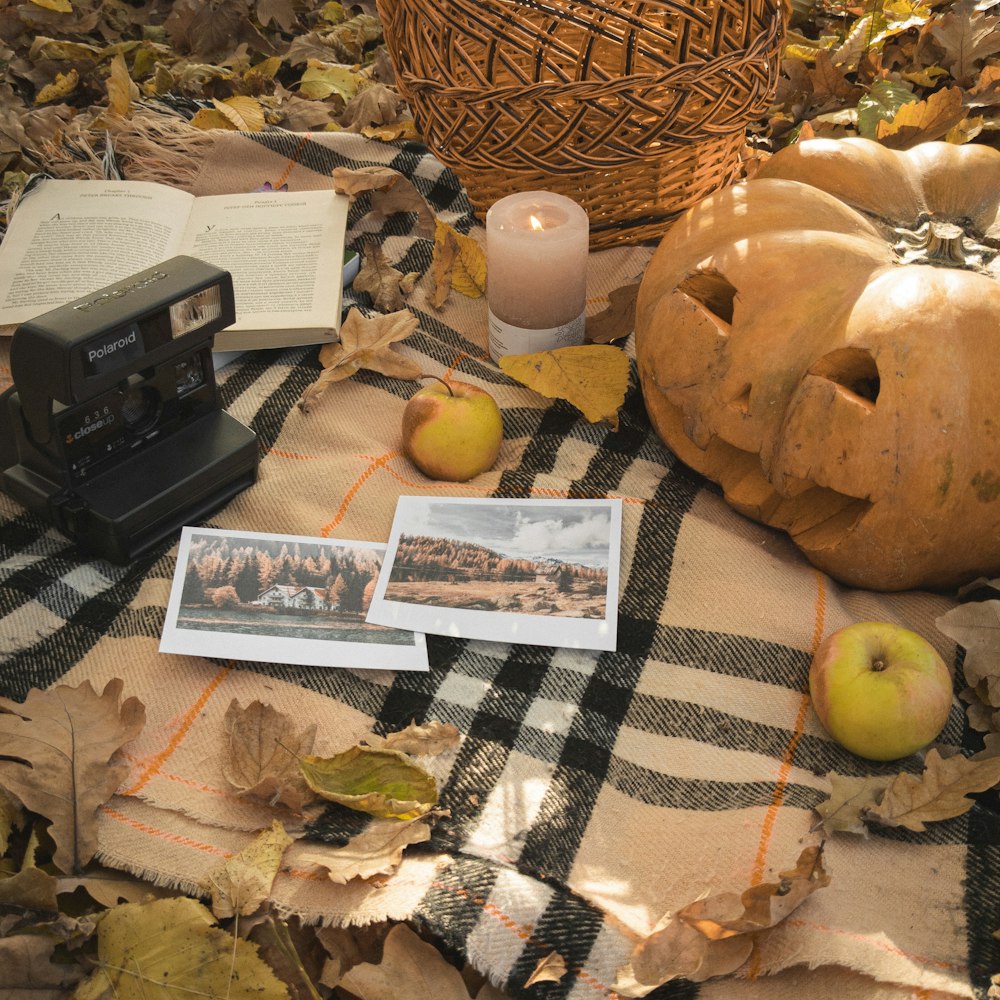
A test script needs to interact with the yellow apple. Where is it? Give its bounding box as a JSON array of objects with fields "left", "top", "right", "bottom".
[
  {"left": 808, "top": 621, "right": 953, "bottom": 761},
  {"left": 402, "top": 376, "right": 503, "bottom": 481}
]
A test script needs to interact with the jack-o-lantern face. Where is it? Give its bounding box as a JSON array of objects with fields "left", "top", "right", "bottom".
[{"left": 635, "top": 137, "right": 1000, "bottom": 592}]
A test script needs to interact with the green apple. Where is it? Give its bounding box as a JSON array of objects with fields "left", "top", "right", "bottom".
[
  {"left": 808, "top": 620, "right": 952, "bottom": 762},
  {"left": 402, "top": 376, "right": 503, "bottom": 482}
]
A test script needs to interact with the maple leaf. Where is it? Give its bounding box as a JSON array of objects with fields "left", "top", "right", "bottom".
[
  {"left": 200, "top": 820, "right": 293, "bottom": 919},
  {"left": 619, "top": 845, "right": 829, "bottom": 993},
  {"left": 813, "top": 773, "right": 892, "bottom": 836},
  {"left": 298, "top": 813, "right": 437, "bottom": 884},
  {"left": 864, "top": 748, "right": 1000, "bottom": 831},
  {"left": 0, "top": 679, "right": 145, "bottom": 875},
  {"left": 429, "top": 219, "right": 487, "bottom": 309},
  {"left": 221, "top": 698, "right": 316, "bottom": 811},
  {"left": 299, "top": 744, "right": 438, "bottom": 819},
  {"left": 499, "top": 344, "right": 631, "bottom": 430},
  {"left": 297, "top": 307, "right": 421, "bottom": 412}
]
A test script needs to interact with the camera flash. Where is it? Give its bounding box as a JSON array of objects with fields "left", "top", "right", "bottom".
[{"left": 169, "top": 284, "right": 224, "bottom": 338}]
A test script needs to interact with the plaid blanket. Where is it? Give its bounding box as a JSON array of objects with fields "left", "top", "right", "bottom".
[{"left": 0, "top": 119, "right": 995, "bottom": 1000}]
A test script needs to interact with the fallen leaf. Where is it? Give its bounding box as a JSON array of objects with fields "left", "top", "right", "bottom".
[
  {"left": 354, "top": 241, "right": 422, "bottom": 312},
  {"left": 332, "top": 166, "right": 435, "bottom": 238},
  {"left": 428, "top": 220, "right": 486, "bottom": 309},
  {"left": 378, "top": 720, "right": 462, "bottom": 757},
  {"left": 930, "top": 0, "right": 1000, "bottom": 86},
  {"left": 1, "top": 933, "right": 85, "bottom": 995},
  {"left": 105, "top": 52, "right": 137, "bottom": 117},
  {"left": 299, "top": 744, "right": 438, "bottom": 819},
  {"left": 339, "top": 922, "right": 473, "bottom": 1000},
  {"left": 363, "top": 118, "right": 421, "bottom": 143},
  {"left": 586, "top": 282, "right": 641, "bottom": 344},
  {"left": 524, "top": 950, "right": 568, "bottom": 986},
  {"left": 936, "top": 599, "right": 1000, "bottom": 705},
  {"left": 211, "top": 95, "right": 267, "bottom": 132},
  {"left": 222, "top": 698, "right": 316, "bottom": 811},
  {"left": 35, "top": 69, "right": 79, "bottom": 104},
  {"left": 200, "top": 820, "right": 293, "bottom": 919},
  {"left": 813, "top": 773, "right": 892, "bottom": 836},
  {"left": 341, "top": 82, "right": 405, "bottom": 132},
  {"left": 298, "top": 814, "right": 435, "bottom": 884},
  {"left": 298, "top": 60, "right": 358, "bottom": 103},
  {"left": 73, "top": 896, "right": 291, "bottom": 1000},
  {"left": 875, "top": 86, "right": 966, "bottom": 147},
  {"left": 297, "top": 307, "right": 421, "bottom": 412},
  {"left": 865, "top": 748, "right": 1000, "bottom": 831},
  {"left": 0, "top": 679, "right": 145, "bottom": 875},
  {"left": 499, "top": 344, "right": 631, "bottom": 430},
  {"left": 619, "top": 845, "right": 829, "bottom": 994}
]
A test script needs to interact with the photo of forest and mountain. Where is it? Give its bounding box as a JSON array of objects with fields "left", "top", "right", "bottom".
[{"left": 176, "top": 532, "right": 415, "bottom": 645}]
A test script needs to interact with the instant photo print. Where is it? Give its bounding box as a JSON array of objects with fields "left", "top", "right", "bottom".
[{"left": 0, "top": 256, "right": 259, "bottom": 563}]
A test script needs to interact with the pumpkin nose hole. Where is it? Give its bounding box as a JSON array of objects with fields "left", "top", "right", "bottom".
[
  {"left": 808, "top": 348, "right": 880, "bottom": 406},
  {"left": 679, "top": 269, "right": 737, "bottom": 325}
]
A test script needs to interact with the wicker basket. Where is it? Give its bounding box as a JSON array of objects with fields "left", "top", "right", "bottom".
[{"left": 375, "top": 0, "right": 785, "bottom": 248}]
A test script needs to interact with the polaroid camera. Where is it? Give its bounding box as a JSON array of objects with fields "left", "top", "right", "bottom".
[{"left": 0, "top": 256, "right": 259, "bottom": 563}]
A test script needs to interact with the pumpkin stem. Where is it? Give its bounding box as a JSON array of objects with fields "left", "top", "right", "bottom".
[{"left": 923, "top": 221, "right": 969, "bottom": 267}]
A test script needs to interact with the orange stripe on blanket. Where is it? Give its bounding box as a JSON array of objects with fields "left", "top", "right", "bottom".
[
  {"left": 122, "top": 665, "right": 231, "bottom": 796},
  {"left": 272, "top": 132, "right": 311, "bottom": 190},
  {"left": 102, "top": 804, "right": 231, "bottom": 859},
  {"left": 266, "top": 447, "right": 320, "bottom": 461}
]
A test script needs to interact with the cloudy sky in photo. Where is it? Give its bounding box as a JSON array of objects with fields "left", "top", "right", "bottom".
[{"left": 403, "top": 499, "right": 615, "bottom": 568}]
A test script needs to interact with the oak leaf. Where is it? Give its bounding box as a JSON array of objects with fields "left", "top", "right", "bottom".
[
  {"left": 499, "top": 344, "right": 630, "bottom": 430},
  {"left": 354, "top": 241, "right": 422, "bottom": 312},
  {"left": 864, "top": 748, "right": 1000, "bottom": 831},
  {"left": 339, "top": 922, "right": 473, "bottom": 1000},
  {"left": 936, "top": 599, "right": 1000, "bottom": 710},
  {"left": 619, "top": 846, "right": 829, "bottom": 994},
  {"left": 428, "top": 220, "right": 486, "bottom": 308},
  {"left": 930, "top": 0, "right": 1000, "bottom": 86},
  {"left": 200, "top": 820, "right": 293, "bottom": 918},
  {"left": 222, "top": 698, "right": 316, "bottom": 810},
  {"left": 585, "top": 282, "right": 640, "bottom": 344},
  {"left": 813, "top": 773, "right": 892, "bottom": 836},
  {"left": 298, "top": 814, "right": 436, "bottom": 884},
  {"left": 297, "top": 307, "right": 421, "bottom": 412},
  {"left": 299, "top": 744, "right": 438, "bottom": 820},
  {"left": 73, "top": 896, "right": 291, "bottom": 1000},
  {"left": 0, "top": 679, "right": 145, "bottom": 875}
]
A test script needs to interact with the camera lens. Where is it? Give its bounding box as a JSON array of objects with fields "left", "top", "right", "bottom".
[{"left": 121, "top": 384, "right": 160, "bottom": 434}]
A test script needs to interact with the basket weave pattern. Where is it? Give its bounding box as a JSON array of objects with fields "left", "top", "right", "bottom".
[{"left": 377, "top": 0, "right": 785, "bottom": 247}]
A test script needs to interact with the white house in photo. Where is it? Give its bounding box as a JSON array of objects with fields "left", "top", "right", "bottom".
[{"left": 253, "top": 584, "right": 335, "bottom": 611}]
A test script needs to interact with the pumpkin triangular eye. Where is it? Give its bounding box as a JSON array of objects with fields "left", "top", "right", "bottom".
[
  {"left": 807, "top": 347, "right": 880, "bottom": 408},
  {"left": 678, "top": 269, "right": 736, "bottom": 328}
]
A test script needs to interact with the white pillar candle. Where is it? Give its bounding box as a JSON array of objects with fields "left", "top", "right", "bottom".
[{"left": 486, "top": 191, "right": 589, "bottom": 362}]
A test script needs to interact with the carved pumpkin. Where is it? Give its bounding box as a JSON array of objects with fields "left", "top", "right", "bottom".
[{"left": 635, "top": 137, "right": 1000, "bottom": 592}]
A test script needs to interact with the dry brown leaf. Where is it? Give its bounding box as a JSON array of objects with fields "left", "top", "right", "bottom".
[
  {"left": 333, "top": 166, "right": 435, "bottom": 238},
  {"left": 936, "top": 599, "right": 1000, "bottom": 705},
  {"left": 298, "top": 307, "right": 421, "bottom": 412},
  {"left": 341, "top": 82, "right": 405, "bottom": 132},
  {"left": 813, "top": 773, "right": 892, "bottom": 836},
  {"left": 428, "top": 220, "right": 486, "bottom": 309},
  {"left": 378, "top": 720, "right": 462, "bottom": 757},
  {"left": 875, "top": 86, "right": 966, "bottom": 147},
  {"left": 499, "top": 344, "right": 631, "bottom": 430},
  {"left": 222, "top": 698, "right": 316, "bottom": 811},
  {"left": 930, "top": 1, "right": 1000, "bottom": 86},
  {"left": 864, "top": 748, "right": 1000, "bottom": 831},
  {"left": 1, "top": 933, "right": 85, "bottom": 995},
  {"left": 620, "top": 846, "right": 829, "bottom": 994},
  {"left": 363, "top": 118, "right": 421, "bottom": 143},
  {"left": 339, "top": 922, "right": 473, "bottom": 1000},
  {"left": 298, "top": 814, "right": 436, "bottom": 884},
  {"left": 354, "top": 241, "right": 421, "bottom": 312},
  {"left": 0, "top": 679, "right": 145, "bottom": 875},
  {"left": 524, "top": 951, "right": 568, "bottom": 986},
  {"left": 586, "top": 282, "right": 640, "bottom": 344},
  {"left": 199, "top": 820, "right": 293, "bottom": 918},
  {"left": 35, "top": 69, "right": 79, "bottom": 105}
]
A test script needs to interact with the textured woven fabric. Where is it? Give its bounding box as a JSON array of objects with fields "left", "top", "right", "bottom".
[{"left": 0, "top": 124, "right": 996, "bottom": 1000}]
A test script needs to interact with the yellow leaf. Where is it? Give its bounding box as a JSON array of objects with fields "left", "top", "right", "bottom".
[
  {"left": 299, "top": 744, "right": 438, "bottom": 820},
  {"left": 212, "top": 96, "right": 266, "bottom": 132},
  {"left": 875, "top": 86, "right": 965, "bottom": 149},
  {"left": 299, "top": 61, "right": 358, "bottom": 102},
  {"left": 30, "top": 0, "right": 73, "bottom": 11},
  {"left": 500, "top": 344, "right": 630, "bottom": 430},
  {"left": 35, "top": 69, "right": 79, "bottom": 104},
  {"left": 200, "top": 820, "right": 293, "bottom": 918},
  {"left": 429, "top": 220, "right": 487, "bottom": 308},
  {"left": 363, "top": 118, "right": 421, "bottom": 142},
  {"left": 106, "top": 52, "right": 136, "bottom": 118},
  {"left": 189, "top": 107, "right": 240, "bottom": 131}
]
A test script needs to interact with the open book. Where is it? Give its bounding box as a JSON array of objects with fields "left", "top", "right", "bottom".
[{"left": 0, "top": 179, "right": 350, "bottom": 352}]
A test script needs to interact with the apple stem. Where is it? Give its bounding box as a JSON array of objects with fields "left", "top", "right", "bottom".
[
  {"left": 419, "top": 373, "right": 454, "bottom": 396},
  {"left": 871, "top": 657, "right": 887, "bottom": 672}
]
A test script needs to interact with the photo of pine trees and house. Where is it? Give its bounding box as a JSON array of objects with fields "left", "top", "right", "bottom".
[
  {"left": 177, "top": 532, "right": 414, "bottom": 645},
  {"left": 382, "top": 502, "right": 613, "bottom": 619}
]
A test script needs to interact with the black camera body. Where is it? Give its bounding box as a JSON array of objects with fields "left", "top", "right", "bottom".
[{"left": 0, "top": 256, "right": 259, "bottom": 563}]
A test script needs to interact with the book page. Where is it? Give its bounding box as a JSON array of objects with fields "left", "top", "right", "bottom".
[
  {"left": 180, "top": 190, "right": 348, "bottom": 334},
  {"left": 0, "top": 180, "right": 194, "bottom": 326}
]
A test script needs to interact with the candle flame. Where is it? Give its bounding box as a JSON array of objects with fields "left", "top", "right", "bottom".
[{"left": 529, "top": 214, "right": 544, "bottom": 231}]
